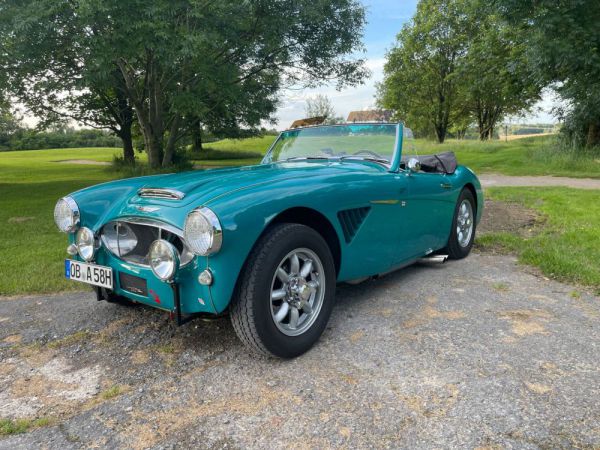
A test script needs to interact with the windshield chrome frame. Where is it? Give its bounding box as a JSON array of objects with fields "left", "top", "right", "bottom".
[{"left": 261, "top": 122, "right": 403, "bottom": 172}]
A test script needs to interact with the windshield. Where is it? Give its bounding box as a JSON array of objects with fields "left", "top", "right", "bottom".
[{"left": 262, "top": 123, "right": 399, "bottom": 165}]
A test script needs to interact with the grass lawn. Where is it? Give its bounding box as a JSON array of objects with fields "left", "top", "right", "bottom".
[
  {"left": 0, "top": 148, "right": 121, "bottom": 295},
  {"left": 413, "top": 135, "right": 600, "bottom": 179},
  {"left": 477, "top": 187, "right": 600, "bottom": 292}
]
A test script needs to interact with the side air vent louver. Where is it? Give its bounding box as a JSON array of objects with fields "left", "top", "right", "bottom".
[{"left": 337, "top": 207, "right": 371, "bottom": 243}]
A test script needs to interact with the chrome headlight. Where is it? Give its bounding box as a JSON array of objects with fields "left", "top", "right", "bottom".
[
  {"left": 184, "top": 207, "right": 222, "bottom": 256},
  {"left": 149, "top": 239, "right": 180, "bottom": 281},
  {"left": 54, "top": 197, "right": 80, "bottom": 233},
  {"left": 76, "top": 227, "right": 95, "bottom": 262}
]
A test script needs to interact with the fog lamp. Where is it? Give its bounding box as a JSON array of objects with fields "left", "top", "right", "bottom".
[
  {"left": 76, "top": 227, "right": 95, "bottom": 262},
  {"left": 149, "top": 240, "right": 180, "bottom": 282}
]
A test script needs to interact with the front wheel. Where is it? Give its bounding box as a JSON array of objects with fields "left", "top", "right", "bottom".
[
  {"left": 230, "top": 223, "right": 336, "bottom": 358},
  {"left": 446, "top": 188, "right": 476, "bottom": 259}
]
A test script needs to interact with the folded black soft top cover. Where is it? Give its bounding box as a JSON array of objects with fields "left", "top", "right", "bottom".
[{"left": 401, "top": 151, "right": 457, "bottom": 174}]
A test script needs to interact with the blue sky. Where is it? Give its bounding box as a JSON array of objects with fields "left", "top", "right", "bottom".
[{"left": 273, "top": 0, "right": 557, "bottom": 129}]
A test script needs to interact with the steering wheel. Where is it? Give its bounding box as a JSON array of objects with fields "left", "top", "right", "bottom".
[{"left": 352, "top": 150, "right": 385, "bottom": 159}]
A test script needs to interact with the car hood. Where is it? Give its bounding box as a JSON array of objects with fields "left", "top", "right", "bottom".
[{"left": 71, "top": 161, "right": 385, "bottom": 230}]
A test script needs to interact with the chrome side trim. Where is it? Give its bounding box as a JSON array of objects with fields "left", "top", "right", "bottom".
[{"left": 138, "top": 188, "right": 185, "bottom": 200}]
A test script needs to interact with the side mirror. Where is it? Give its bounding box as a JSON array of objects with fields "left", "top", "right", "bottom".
[{"left": 407, "top": 157, "right": 421, "bottom": 173}]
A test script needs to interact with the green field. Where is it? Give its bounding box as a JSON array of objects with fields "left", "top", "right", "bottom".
[
  {"left": 0, "top": 135, "right": 599, "bottom": 295},
  {"left": 479, "top": 188, "right": 600, "bottom": 292}
]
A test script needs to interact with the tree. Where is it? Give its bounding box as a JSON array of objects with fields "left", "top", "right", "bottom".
[
  {"left": 2, "top": 0, "right": 367, "bottom": 168},
  {"left": 459, "top": 2, "right": 541, "bottom": 140},
  {"left": 495, "top": 0, "right": 600, "bottom": 147},
  {"left": 0, "top": 101, "right": 21, "bottom": 149},
  {"left": 0, "top": 1, "right": 136, "bottom": 163},
  {"left": 305, "top": 94, "right": 336, "bottom": 122},
  {"left": 377, "top": 0, "right": 470, "bottom": 143}
]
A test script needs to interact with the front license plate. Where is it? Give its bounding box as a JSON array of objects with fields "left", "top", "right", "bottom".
[{"left": 65, "top": 259, "right": 113, "bottom": 289}]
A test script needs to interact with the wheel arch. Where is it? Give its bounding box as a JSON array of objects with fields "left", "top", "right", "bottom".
[
  {"left": 463, "top": 182, "right": 478, "bottom": 213},
  {"left": 266, "top": 207, "right": 342, "bottom": 277}
]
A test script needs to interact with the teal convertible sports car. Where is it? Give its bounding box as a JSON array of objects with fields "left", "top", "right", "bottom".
[{"left": 55, "top": 123, "right": 483, "bottom": 357}]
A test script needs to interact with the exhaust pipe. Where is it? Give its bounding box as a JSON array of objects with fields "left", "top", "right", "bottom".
[{"left": 418, "top": 255, "right": 448, "bottom": 264}]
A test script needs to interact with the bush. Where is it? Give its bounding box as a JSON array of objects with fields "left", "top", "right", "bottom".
[
  {"left": 514, "top": 127, "right": 545, "bottom": 135},
  {"left": 1, "top": 128, "right": 121, "bottom": 151}
]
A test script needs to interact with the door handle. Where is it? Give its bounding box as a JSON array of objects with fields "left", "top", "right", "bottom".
[{"left": 440, "top": 183, "right": 452, "bottom": 189}]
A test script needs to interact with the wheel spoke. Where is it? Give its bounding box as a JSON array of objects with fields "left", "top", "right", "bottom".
[
  {"left": 276, "top": 267, "right": 289, "bottom": 283},
  {"left": 301, "top": 300, "right": 313, "bottom": 314},
  {"left": 300, "top": 259, "right": 313, "bottom": 278},
  {"left": 290, "top": 253, "right": 300, "bottom": 275},
  {"left": 274, "top": 302, "right": 290, "bottom": 323},
  {"left": 308, "top": 280, "right": 319, "bottom": 291},
  {"left": 271, "top": 289, "right": 287, "bottom": 300},
  {"left": 461, "top": 203, "right": 467, "bottom": 214},
  {"left": 289, "top": 306, "right": 299, "bottom": 329}
]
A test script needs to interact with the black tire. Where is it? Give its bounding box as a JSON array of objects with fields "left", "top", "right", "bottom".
[
  {"left": 446, "top": 188, "right": 476, "bottom": 260},
  {"left": 230, "top": 223, "right": 336, "bottom": 358}
]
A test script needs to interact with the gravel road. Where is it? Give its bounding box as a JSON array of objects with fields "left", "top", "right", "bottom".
[
  {"left": 0, "top": 254, "right": 598, "bottom": 449},
  {"left": 479, "top": 174, "right": 600, "bottom": 190}
]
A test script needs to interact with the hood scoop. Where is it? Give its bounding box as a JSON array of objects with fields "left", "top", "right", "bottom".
[{"left": 138, "top": 187, "right": 185, "bottom": 200}]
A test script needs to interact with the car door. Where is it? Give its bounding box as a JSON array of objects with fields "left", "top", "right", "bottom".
[{"left": 401, "top": 170, "right": 456, "bottom": 258}]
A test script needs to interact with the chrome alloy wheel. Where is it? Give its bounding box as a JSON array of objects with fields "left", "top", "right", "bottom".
[
  {"left": 457, "top": 200, "right": 474, "bottom": 247},
  {"left": 270, "top": 248, "right": 325, "bottom": 337}
]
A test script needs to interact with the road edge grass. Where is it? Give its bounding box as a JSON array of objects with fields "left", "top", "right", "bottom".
[
  {"left": 476, "top": 187, "right": 600, "bottom": 293},
  {"left": 0, "top": 417, "right": 54, "bottom": 436}
]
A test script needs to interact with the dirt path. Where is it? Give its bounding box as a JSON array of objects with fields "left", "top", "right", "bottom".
[
  {"left": 1, "top": 254, "right": 598, "bottom": 449},
  {"left": 479, "top": 173, "right": 600, "bottom": 189}
]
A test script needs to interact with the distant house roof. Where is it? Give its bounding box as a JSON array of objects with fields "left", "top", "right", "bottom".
[
  {"left": 289, "top": 116, "right": 326, "bottom": 129},
  {"left": 346, "top": 110, "right": 393, "bottom": 123}
]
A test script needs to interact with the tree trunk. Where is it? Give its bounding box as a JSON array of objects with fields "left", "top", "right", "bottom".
[
  {"left": 192, "top": 123, "right": 203, "bottom": 153},
  {"left": 146, "top": 135, "right": 163, "bottom": 168},
  {"left": 121, "top": 127, "right": 135, "bottom": 164},
  {"left": 586, "top": 121, "right": 600, "bottom": 147},
  {"left": 162, "top": 115, "right": 182, "bottom": 166},
  {"left": 435, "top": 125, "right": 446, "bottom": 143}
]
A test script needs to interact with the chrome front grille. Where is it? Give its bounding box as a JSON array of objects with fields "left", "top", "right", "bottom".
[{"left": 100, "top": 219, "right": 193, "bottom": 267}]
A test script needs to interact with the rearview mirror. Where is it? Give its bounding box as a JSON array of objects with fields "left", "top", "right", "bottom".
[{"left": 407, "top": 157, "right": 420, "bottom": 173}]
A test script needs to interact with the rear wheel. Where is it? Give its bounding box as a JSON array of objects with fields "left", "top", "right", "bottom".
[
  {"left": 230, "top": 223, "right": 336, "bottom": 358},
  {"left": 446, "top": 188, "right": 476, "bottom": 259}
]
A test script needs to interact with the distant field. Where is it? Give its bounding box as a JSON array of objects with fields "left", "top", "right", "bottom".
[{"left": 505, "top": 133, "right": 556, "bottom": 141}]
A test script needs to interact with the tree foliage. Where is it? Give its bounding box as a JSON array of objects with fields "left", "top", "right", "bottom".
[
  {"left": 0, "top": 0, "right": 137, "bottom": 162},
  {"left": 304, "top": 94, "right": 343, "bottom": 124},
  {"left": 458, "top": 2, "right": 541, "bottom": 140},
  {"left": 378, "top": 0, "right": 469, "bottom": 143},
  {"left": 378, "top": 0, "right": 541, "bottom": 142},
  {"left": 2, "top": 0, "right": 368, "bottom": 168},
  {"left": 495, "top": 0, "right": 600, "bottom": 147}
]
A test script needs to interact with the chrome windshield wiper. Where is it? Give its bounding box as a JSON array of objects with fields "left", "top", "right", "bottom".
[
  {"left": 338, "top": 155, "right": 390, "bottom": 165},
  {"left": 281, "top": 156, "right": 330, "bottom": 162}
]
